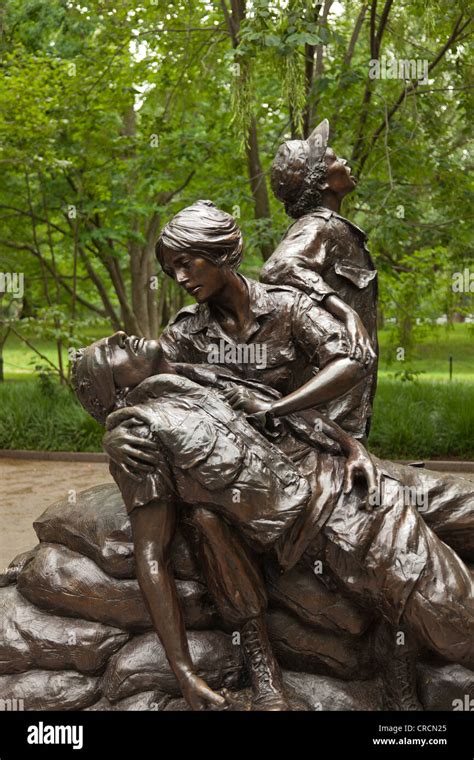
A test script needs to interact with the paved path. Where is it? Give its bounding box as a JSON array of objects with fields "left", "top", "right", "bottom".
[
  {"left": 0, "top": 458, "right": 473, "bottom": 574},
  {"left": 0, "top": 459, "right": 112, "bottom": 572}
]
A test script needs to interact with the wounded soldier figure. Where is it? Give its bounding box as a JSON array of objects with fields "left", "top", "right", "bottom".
[{"left": 72, "top": 329, "right": 474, "bottom": 712}]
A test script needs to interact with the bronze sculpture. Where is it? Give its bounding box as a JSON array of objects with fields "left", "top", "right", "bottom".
[
  {"left": 0, "top": 114, "right": 471, "bottom": 714},
  {"left": 262, "top": 119, "right": 378, "bottom": 437},
  {"left": 70, "top": 173, "right": 474, "bottom": 711}
]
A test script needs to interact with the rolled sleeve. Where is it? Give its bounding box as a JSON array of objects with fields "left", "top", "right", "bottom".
[
  {"left": 282, "top": 267, "right": 336, "bottom": 303},
  {"left": 109, "top": 425, "right": 176, "bottom": 514}
]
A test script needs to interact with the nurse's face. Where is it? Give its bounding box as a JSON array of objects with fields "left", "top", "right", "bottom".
[{"left": 160, "top": 249, "right": 229, "bottom": 303}]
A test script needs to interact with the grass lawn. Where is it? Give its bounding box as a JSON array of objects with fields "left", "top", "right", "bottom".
[
  {"left": 378, "top": 323, "right": 474, "bottom": 381},
  {"left": 2, "top": 323, "right": 110, "bottom": 380},
  {"left": 3, "top": 323, "right": 474, "bottom": 381},
  {"left": 0, "top": 380, "right": 103, "bottom": 452},
  {"left": 369, "top": 379, "right": 474, "bottom": 459}
]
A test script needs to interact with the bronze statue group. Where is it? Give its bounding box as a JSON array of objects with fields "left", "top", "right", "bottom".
[{"left": 72, "top": 120, "right": 474, "bottom": 712}]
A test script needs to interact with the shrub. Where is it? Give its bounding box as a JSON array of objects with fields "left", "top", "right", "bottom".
[{"left": 0, "top": 381, "right": 103, "bottom": 452}]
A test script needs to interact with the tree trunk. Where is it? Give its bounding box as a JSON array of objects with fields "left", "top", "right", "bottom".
[
  {"left": 146, "top": 246, "right": 160, "bottom": 338},
  {"left": 245, "top": 116, "right": 273, "bottom": 260},
  {"left": 222, "top": 0, "right": 274, "bottom": 261}
]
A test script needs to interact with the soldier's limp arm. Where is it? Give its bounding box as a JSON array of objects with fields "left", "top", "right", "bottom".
[
  {"left": 293, "top": 407, "right": 380, "bottom": 506},
  {"left": 129, "top": 496, "right": 227, "bottom": 711},
  {"left": 224, "top": 360, "right": 379, "bottom": 505}
]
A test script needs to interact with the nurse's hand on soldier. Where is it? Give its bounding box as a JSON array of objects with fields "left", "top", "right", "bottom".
[{"left": 222, "top": 385, "right": 272, "bottom": 415}]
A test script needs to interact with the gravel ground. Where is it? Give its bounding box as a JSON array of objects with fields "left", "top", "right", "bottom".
[{"left": 0, "top": 458, "right": 473, "bottom": 573}]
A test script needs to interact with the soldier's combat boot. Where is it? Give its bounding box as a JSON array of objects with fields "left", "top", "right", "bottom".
[
  {"left": 241, "top": 615, "right": 290, "bottom": 711},
  {"left": 382, "top": 649, "right": 423, "bottom": 711},
  {"left": 378, "top": 622, "right": 423, "bottom": 711}
]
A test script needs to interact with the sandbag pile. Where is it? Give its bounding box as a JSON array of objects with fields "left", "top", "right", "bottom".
[
  {"left": 1, "top": 482, "right": 472, "bottom": 711},
  {"left": 17, "top": 544, "right": 217, "bottom": 631}
]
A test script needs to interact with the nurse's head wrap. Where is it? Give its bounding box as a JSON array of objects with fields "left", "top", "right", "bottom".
[
  {"left": 71, "top": 338, "right": 120, "bottom": 424},
  {"left": 156, "top": 200, "right": 243, "bottom": 271}
]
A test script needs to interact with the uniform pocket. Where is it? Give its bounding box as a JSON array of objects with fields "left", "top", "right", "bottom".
[
  {"left": 189, "top": 428, "right": 246, "bottom": 491},
  {"left": 172, "top": 417, "right": 218, "bottom": 469},
  {"left": 334, "top": 260, "right": 377, "bottom": 289}
]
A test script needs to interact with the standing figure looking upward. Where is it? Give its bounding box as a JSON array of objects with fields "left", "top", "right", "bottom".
[{"left": 261, "top": 119, "right": 378, "bottom": 438}]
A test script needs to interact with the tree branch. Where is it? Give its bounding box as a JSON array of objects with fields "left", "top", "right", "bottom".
[
  {"left": 220, "top": 0, "right": 238, "bottom": 46},
  {"left": 0, "top": 238, "right": 108, "bottom": 317},
  {"left": 76, "top": 247, "right": 121, "bottom": 330},
  {"left": 356, "top": 13, "right": 472, "bottom": 174},
  {"left": 0, "top": 204, "right": 69, "bottom": 236},
  {"left": 7, "top": 325, "right": 69, "bottom": 385},
  {"left": 369, "top": 0, "right": 377, "bottom": 59},
  {"left": 352, "top": 0, "right": 394, "bottom": 162},
  {"left": 374, "top": 0, "right": 394, "bottom": 59},
  {"left": 303, "top": 0, "right": 333, "bottom": 137},
  {"left": 343, "top": 2, "right": 369, "bottom": 66}
]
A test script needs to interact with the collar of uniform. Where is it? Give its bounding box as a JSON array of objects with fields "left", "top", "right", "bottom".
[
  {"left": 185, "top": 275, "right": 274, "bottom": 337},
  {"left": 242, "top": 275, "right": 276, "bottom": 318},
  {"left": 306, "top": 206, "right": 368, "bottom": 241},
  {"left": 332, "top": 211, "right": 368, "bottom": 241}
]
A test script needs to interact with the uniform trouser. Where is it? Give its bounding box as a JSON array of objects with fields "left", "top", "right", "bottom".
[
  {"left": 184, "top": 462, "right": 474, "bottom": 668},
  {"left": 183, "top": 506, "right": 268, "bottom": 626},
  {"left": 373, "top": 458, "right": 474, "bottom": 563},
  {"left": 321, "top": 493, "right": 474, "bottom": 669}
]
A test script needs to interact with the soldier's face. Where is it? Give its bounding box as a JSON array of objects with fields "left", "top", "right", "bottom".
[
  {"left": 325, "top": 147, "right": 357, "bottom": 196},
  {"left": 105, "top": 332, "right": 161, "bottom": 388},
  {"left": 160, "top": 249, "right": 228, "bottom": 303}
]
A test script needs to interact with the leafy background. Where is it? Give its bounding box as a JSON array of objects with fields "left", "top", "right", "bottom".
[{"left": 0, "top": 0, "right": 473, "bottom": 456}]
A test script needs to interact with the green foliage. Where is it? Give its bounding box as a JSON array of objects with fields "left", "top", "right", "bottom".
[
  {"left": 0, "top": 0, "right": 472, "bottom": 403},
  {"left": 0, "top": 0, "right": 471, "bottom": 326},
  {"left": 0, "top": 380, "right": 103, "bottom": 451},
  {"left": 369, "top": 380, "right": 474, "bottom": 459},
  {"left": 392, "top": 368, "right": 425, "bottom": 383},
  {"left": 36, "top": 367, "right": 58, "bottom": 397}
]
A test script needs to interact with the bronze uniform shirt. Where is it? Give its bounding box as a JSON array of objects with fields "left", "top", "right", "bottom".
[
  {"left": 158, "top": 276, "right": 366, "bottom": 434},
  {"left": 108, "top": 373, "right": 311, "bottom": 551},
  {"left": 160, "top": 276, "right": 350, "bottom": 392},
  {"left": 261, "top": 209, "right": 378, "bottom": 436}
]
